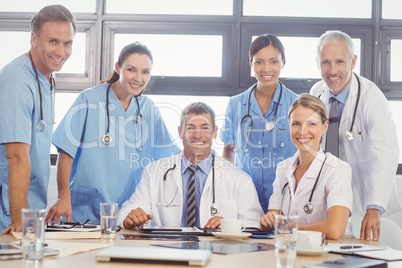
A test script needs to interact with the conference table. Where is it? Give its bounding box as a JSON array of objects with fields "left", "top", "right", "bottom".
[{"left": 1, "top": 229, "right": 401, "bottom": 268}]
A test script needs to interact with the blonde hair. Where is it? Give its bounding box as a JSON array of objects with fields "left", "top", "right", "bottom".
[{"left": 288, "top": 93, "right": 328, "bottom": 124}]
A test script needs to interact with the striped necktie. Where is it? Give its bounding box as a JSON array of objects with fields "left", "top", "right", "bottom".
[
  {"left": 187, "top": 165, "right": 199, "bottom": 227},
  {"left": 326, "top": 97, "right": 339, "bottom": 157}
]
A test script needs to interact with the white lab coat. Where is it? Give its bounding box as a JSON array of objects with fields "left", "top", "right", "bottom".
[
  {"left": 268, "top": 150, "right": 353, "bottom": 224},
  {"left": 310, "top": 74, "right": 402, "bottom": 227},
  {"left": 116, "top": 152, "right": 264, "bottom": 228}
]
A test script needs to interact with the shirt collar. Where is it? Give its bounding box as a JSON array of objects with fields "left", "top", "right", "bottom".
[
  {"left": 181, "top": 150, "right": 215, "bottom": 175},
  {"left": 248, "top": 82, "right": 283, "bottom": 115},
  {"left": 286, "top": 149, "right": 326, "bottom": 180}
]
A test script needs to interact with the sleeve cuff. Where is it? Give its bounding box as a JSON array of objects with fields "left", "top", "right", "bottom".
[{"left": 366, "top": 205, "right": 385, "bottom": 214}]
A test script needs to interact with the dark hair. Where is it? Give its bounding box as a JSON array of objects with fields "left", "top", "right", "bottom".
[
  {"left": 106, "top": 42, "right": 153, "bottom": 86},
  {"left": 31, "top": 5, "right": 76, "bottom": 36},
  {"left": 249, "top": 34, "right": 286, "bottom": 65},
  {"left": 180, "top": 102, "right": 216, "bottom": 127}
]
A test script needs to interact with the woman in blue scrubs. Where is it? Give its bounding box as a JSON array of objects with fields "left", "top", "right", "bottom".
[
  {"left": 46, "top": 42, "right": 180, "bottom": 224},
  {"left": 220, "top": 35, "right": 298, "bottom": 213}
]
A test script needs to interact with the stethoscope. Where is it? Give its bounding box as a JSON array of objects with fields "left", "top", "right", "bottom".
[
  {"left": 236, "top": 82, "right": 283, "bottom": 153},
  {"left": 162, "top": 156, "right": 218, "bottom": 216},
  {"left": 281, "top": 154, "right": 327, "bottom": 215},
  {"left": 321, "top": 73, "right": 361, "bottom": 141},
  {"left": 28, "top": 51, "right": 56, "bottom": 132},
  {"left": 102, "top": 83, "right": 143, "bottom": 151},
  {"left": 345, "top": 73, "right": 361, "bottom": 140}
]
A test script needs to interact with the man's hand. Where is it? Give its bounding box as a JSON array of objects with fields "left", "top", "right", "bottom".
[
  {"left": 204, "top": 216, "right": 224, "bottom": 229},
  {"left": 360, "top": 209, "right": 381, "bottom": 241},
  {"left": 45, "top": 196, "right": 72, "bottom": 223},
  {"left": 2, "top": 222, "right": 22, "bottom": 234},
  {"left": 123, "top": 207, "right": 153, "bottom": 229}
]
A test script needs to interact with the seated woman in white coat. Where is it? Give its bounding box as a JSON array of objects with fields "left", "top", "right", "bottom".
[
  {"left": 117, "top": 102, "right": 264, "bottom": 229},
  {"left": 260, "top": 94, "right": 353, "bottom": 239}
]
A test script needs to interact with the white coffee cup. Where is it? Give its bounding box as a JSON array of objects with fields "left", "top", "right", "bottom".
[
  {"left": 220, "top": 219, "right": 244, "bottom": 234},
  {"left": 297, "top": 230, "right": 323, "bottom": 251}
]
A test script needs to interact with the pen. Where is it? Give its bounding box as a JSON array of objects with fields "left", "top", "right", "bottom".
[{"left": 340, "top": 245, "right": 362, "bottom": 249}]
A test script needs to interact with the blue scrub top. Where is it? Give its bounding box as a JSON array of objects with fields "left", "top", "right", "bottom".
[
  {"left": 220, "top": 83, "right": 298, "bottom": 213},
  {"left": 53, "top": 82, "right": 180, "bottom": 224},
  {"left": 0, "top": 54, "right": 53, "bottom": 231}
]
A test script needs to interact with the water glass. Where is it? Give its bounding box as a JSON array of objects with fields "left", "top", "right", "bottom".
[
  {"left": 100, "top": 203, "right": 118, "bottom": 240},
  {"left": 21, "top": 208, "right": 46, "bottom": 262},
  {"left": 274, "top": 215, "right": 298, "bottom": 268}
]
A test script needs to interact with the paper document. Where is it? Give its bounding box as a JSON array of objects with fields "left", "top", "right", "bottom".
[
  {"left": 327, "top": 243, "right": 402, "bottom": 261},
  {"left": 46, "top": 241, "right": 112, "bottom": 258},
  {"left": 351, "top": 247, "right": 402, "bottom": 261},
  {"left": 327, "top": 243, "right": 386, "bottom": 254}
]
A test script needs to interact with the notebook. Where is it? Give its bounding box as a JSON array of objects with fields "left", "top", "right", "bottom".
[{"left": 95, "top": 246, "right": 211, "bottom": 266}]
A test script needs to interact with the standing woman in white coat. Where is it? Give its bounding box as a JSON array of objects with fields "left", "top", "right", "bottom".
[{"left": 260, "top": 94, "right": 353, "bottom": 240}]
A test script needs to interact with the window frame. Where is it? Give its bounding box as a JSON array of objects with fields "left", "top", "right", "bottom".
[
  {"left": 102, "top": 20, "right": 235, "bottom": 96},
  {"left": 380, "top": 27, "right": 402, "bottom": 99},
  {"left": 0, "top": 12, "right": 99, "bottom": 92}
]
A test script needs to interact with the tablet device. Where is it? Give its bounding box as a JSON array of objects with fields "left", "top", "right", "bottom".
[
  {"left": 153, "top": 241, "right": 274, "bottom": 255},
  {"left": 96, "top": 246, "right": 211, "bottom": 266}
]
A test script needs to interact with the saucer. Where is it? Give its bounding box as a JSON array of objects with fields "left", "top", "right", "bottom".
[
  {"left": 211, "top": 232, "right": 251, "bottom": 239},
  {"left": 297, "top": 247, "right": 329, "bottom": 256}
]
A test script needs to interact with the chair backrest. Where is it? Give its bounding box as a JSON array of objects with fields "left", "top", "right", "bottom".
[{"left": 351, "top": 215, "right": 402, "bottom": 250}]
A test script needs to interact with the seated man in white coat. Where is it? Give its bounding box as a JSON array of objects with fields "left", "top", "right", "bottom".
[{"left": 117, "top": 102, "right": 264, "bottom": 229}]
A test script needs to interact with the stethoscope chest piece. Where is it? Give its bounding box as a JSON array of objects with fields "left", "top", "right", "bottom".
[
  {"left": 303, "top": 202, "right": 313, "bottom": 214},
  {"left": 265, "top": 121, "right": 275, "bottom": 131},
  {"left": 36, "top": 120, "right": 47, "bottom": 132},
  {"left": 345, "top": 131, "right": 354, "bottom": 141},
  {"left": 210, "top": 204, "right": 218, "bottom": 216},
  {"left": 102, "top": 133, "right": 112, "bottom": 145}
]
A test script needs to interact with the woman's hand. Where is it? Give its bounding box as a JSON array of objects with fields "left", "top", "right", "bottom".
[{"left": 260, "top": 211, "right": 279, "bottom": 231}]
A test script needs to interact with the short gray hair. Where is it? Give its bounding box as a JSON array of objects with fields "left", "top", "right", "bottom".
[{"left": 317, "top": 30, "right": 354, "bottom": 60}]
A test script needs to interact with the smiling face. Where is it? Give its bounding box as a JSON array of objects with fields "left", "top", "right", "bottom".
[
  {"left": 251, "top": 45, "right": 284, "bottom": 90},
  {"left": 31, "top": 21, "right": 75, "bottom": 78},
  {"left": 179, "top": 112, "right": 218, "bottom": 164},
  {"left": 289, "top": 105, "right": 328, "bottom": 154},
  {"left": 317, "top": 40, "right": 357, "bottom": 95},
  {"left": 115, "top": 53, "right": 152, "bottom": 98}
]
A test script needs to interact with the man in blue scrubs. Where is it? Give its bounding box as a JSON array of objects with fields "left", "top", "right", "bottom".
[{"left": 0, "top": 5, "right": 76, "bottom": 233}]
